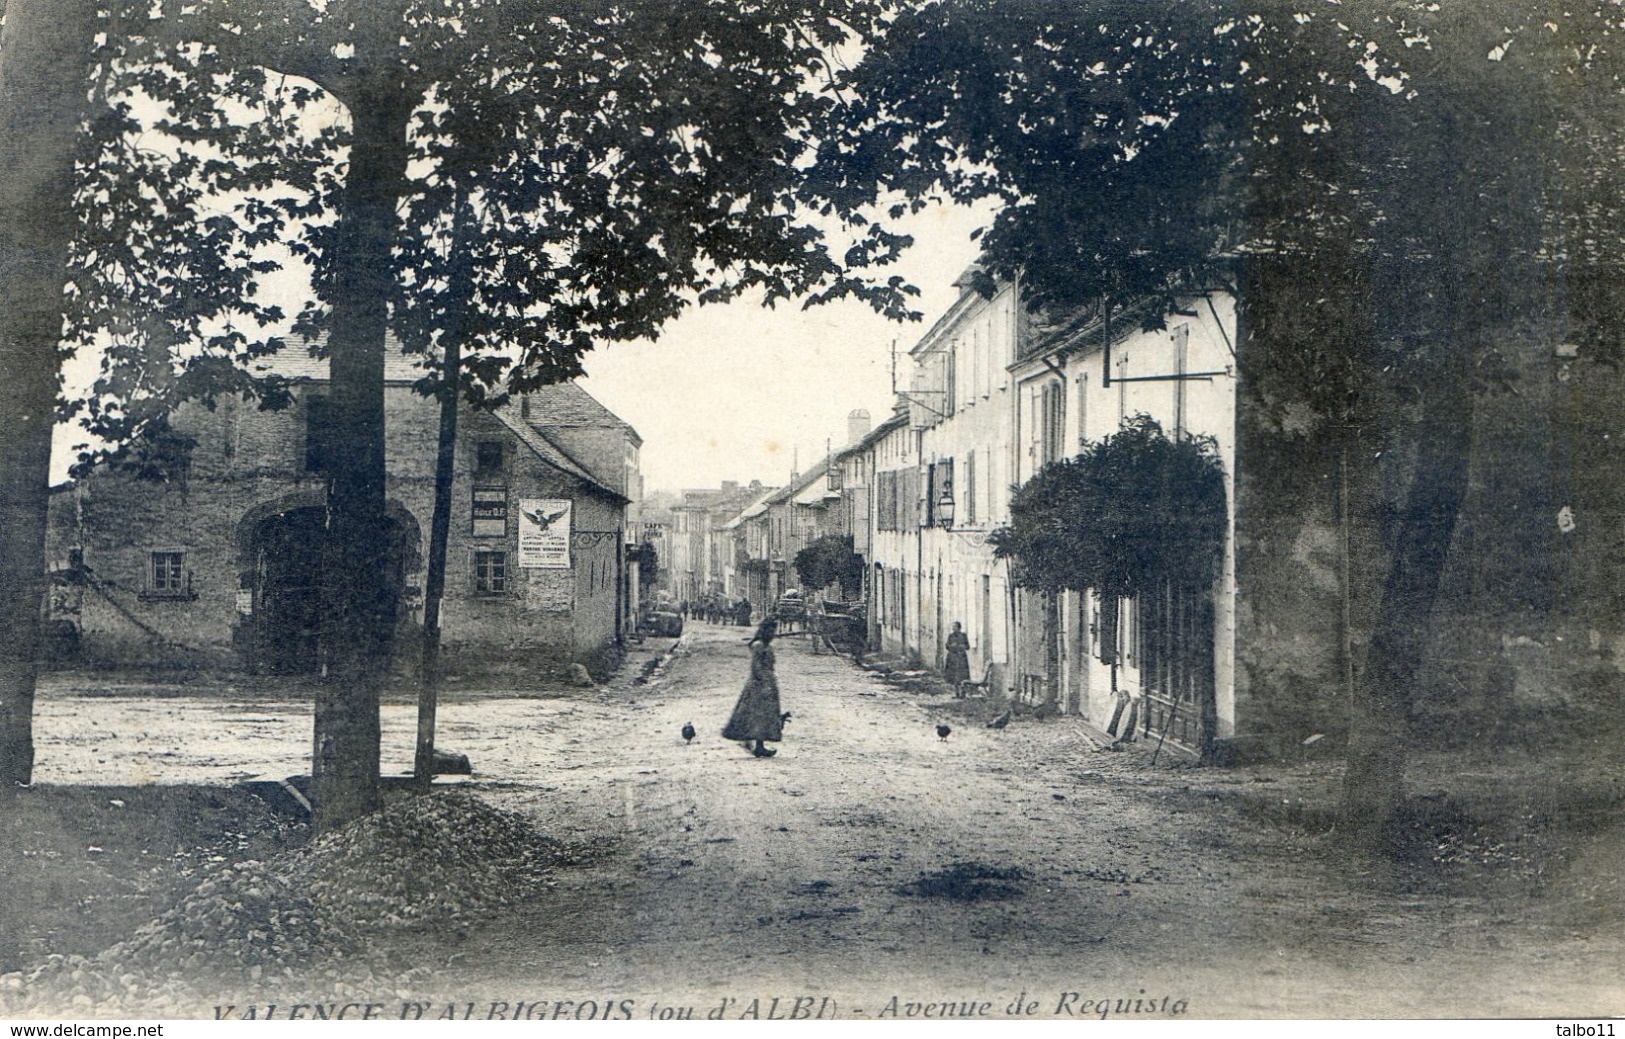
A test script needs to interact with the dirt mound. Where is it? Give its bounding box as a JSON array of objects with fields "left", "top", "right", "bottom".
[{"left": 0, "top": 791, "right": 589, "bottom": 1016}]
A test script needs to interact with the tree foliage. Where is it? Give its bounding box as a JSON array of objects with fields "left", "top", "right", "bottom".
[
  {"left": 794, "top": 534, "right": 865, "bottom": 599},
  {"left": 68, "top": 0, "right": 914, "bottom": 456},
  {"left": 809, "top": 0, "right": 1625, "bottom": 397},
  {"left": 51, "top": 0, "right": 912, "bottom": 827},
  {"left": 808, "top": 0, "right": 1625, "bottom": 840},
  {"left": 631, "top": 541, "right": 661, "bottom": 589},
  {"left": 991, "top": 416, "right": 1226, "bottom": 598}
]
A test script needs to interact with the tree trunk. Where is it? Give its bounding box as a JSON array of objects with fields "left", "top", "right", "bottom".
[
  {"left": 0, "top": 0, "right": 99, "bottom": 789},
  {"left": 413, "top": 204, "right": 475, "bottom": 791},
  {"left": 1338, "top": 370, "right": 1475, "bottom": 848},
  {"left": 411, "top": 329, "right": 459, "bottom": 790},
  {"left": 312, "top": 76, "right": 414, "bottom": 831}
]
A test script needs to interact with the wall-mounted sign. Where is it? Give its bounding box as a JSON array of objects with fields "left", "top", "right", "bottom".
[
  {"left": 517, "top": 498, "right": 572, "bottom": 569},
  {"left": 472, "top": 487, "right": 507, "bottom": 537}
]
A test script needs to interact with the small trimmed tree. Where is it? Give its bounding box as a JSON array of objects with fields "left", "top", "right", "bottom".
[
  {"left": 794, "top": 534, "right": 864, "bottom": 599},
  {"left": 990, "top": 416, "right": 1227, "bottom": 601},
  {"left": 632, "top": 541, "right": 661, "bottom": 590}
]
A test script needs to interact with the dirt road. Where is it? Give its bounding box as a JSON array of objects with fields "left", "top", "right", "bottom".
[
  {"left": 22, "top": 624, "right": 1622, "bottom": 1019},
  {"left": 395, "top": 624, "right": 1620, "bottom": 1020}
]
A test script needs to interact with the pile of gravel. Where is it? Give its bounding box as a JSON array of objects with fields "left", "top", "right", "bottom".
[
  {"left": 287, "top": 790, "right": 568, "bottom": 933},
  {"left": 1, "top": 791, "right": 586, "bottom": 1016}
]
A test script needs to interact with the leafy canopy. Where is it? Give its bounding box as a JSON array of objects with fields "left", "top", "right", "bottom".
[
  {"left": 990, "top": 416, "right": 1227, "bottom": 598},
  {"left": 66, "top": 0, "right": 913, "bottom": 467},
  {"left": 794, "top": 533, "right": 865, "bottom": 598},
  {"left": 808, "top": 0, "right": 1625, "bottom": 431}
]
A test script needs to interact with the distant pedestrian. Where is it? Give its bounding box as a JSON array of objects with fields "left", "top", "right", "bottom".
[
  {"left": 723, "top": 618, "right": 784, "bottom": 758},
  {"left": 1107, "top": 682, "right": 1140, "bottom": 743},
  {"left": 735, "top": 598, "right": 752, "bottom": 626},
  {"left": 679, "top": 599, "right": 689, "bottom": 620},
  {"left": 944, "top": 621, "right": 971, "bottom": 694}
]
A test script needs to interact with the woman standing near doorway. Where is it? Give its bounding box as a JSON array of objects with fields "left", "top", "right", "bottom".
[
  {"left": 723, "top": 617, "right": 784, "bottom": 757},
  {"left": 944, "top": 620, "right": 971, "bottom": 694}
]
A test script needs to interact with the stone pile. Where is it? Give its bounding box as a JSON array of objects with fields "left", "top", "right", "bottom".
[{"left": 1, "top": 791, "right": 576, "bottom": 1016}]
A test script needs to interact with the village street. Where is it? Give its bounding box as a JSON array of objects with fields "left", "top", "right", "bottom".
[{"left": 20, "top": 623, "right": 1623, "bottom": 1020}]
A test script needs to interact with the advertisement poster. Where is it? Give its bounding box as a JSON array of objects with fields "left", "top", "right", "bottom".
[
  {"left": 516, "top": 499, "right": 572, "bottom": 569},
  {"left": 471, "top": 487, "right": 507, "bottom": 538}
]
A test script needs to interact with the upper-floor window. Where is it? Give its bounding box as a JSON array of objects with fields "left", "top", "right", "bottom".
[
  {"left": 152, "top": 551, "right": 184, "bottom": 591},
  {"left": 923, "top": 459, "right": 954, "bottom": 528},
  {"left": 1040, "top": 379, "right": 1066, "bottom": 467},
  {"left": 476, "top": 440, "right": 505, "bottom": 475},
  {"left": 474, "top": 549, "right": 508, "bottom": 594},
  {"left": 964, "top": 451, "right": 978, "bottom": 526},
  {"left": 1077, "top": 373, "right": 1090, "bottom": 446},
  {"left": 1172, "top": 324, "right": 1190, "bottom": 437}
]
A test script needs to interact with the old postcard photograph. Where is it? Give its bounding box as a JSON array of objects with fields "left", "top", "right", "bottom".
[{"left": 1, "top": 0, "right": 1621, "bottom": 1023}]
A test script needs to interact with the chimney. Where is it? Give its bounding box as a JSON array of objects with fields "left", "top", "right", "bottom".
[{"left": 847, "top": 408, "right": 872, "bottom": 447}]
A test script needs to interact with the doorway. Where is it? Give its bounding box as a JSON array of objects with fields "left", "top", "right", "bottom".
[
  {"left": 241, "top": 502, "right": 422, "bottom": 674},
  {"left": 250, "top": 507, "right": 325, "bottom": 673}
]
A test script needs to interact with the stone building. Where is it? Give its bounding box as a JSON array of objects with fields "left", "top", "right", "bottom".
[{"left": 45, "top": 344, "right": 641, "bottom": 679}]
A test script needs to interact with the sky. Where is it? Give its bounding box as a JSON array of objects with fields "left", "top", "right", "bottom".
[
  {"left": 44, "top": 67, "right": 998, "bottom": 495},
  {"left": 579, "top": 201, "right": 992, "bottom": 496},
  {"left": 49, "top": 198, "right": 991, "bottom": 491}
]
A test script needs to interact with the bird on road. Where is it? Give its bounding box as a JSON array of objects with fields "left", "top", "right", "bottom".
[
  {"left": 681, "top": 721, "right": 696, "bottom": 745},
  {"left": 987, "top": 710, "right": 1011, "bottom": 730},
  {"left": 936, "top": 723, "right": 952, "bottom": 742}
]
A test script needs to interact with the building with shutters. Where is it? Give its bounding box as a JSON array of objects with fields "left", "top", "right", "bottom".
[
  {"left": 844, "top": 269, "right": 1024, "bottom": 693},
  {"left": 840, "top": 267, "right": 1242, "bottom": 758}
]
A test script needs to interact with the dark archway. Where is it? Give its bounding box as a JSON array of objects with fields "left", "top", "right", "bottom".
[
  {"left": 237, "top": 497, "right": 423, "bottom": 673},
  {"left": 251, "top": 506, "right": 325, "bottom": 673}
]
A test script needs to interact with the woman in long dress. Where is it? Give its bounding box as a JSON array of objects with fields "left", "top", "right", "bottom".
[
  {"left": 723, "top": 618, "right": 783, "bottom": 757},
  {"left": 944, "top": 621, "right": 971, "bottom": 694}
]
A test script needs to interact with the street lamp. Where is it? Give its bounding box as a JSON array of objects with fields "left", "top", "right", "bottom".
[{"left": 936, "top": 488, "right": 955, "bottom": 529}]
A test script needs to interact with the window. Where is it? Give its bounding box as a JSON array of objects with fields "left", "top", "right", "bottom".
[
  {"left": 1172, "top": 324, "right": 1190, "bottom": 437},
  {"left": 476, "top": 440, "right": 505, "bottom": 474},
  {"left": 1040, "top": 379, "right": 1066, "bottom": 466},
  {"left": 1116, "top": 351, "right": 1130, "bottom": 422},
  {"left": 1077, "top": 373, "right": 1089, "bottom": 446},
  {"left": 146, "top": 551, "right": 190, "bottom": 599},
  {"left": 474, "top": 550, "right": 508, "bottom": 593},
  {"left": 945, "top": 350, "right": 957, "bottom": 416},
  {"left": 929, "top": 458, "right": 954, "bottom": 527},
  {"left": 876, "top": 470, "right": 898, "bottom": 532},
  {"left": 1097, "top": 593, "right": 1119, "bottom": 665},
  {"left": 964, "top": 451, "right": 977, "bottom": 526}
]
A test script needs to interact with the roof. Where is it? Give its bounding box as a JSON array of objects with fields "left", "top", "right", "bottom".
[
  {"left": 765, "top": 458, "right": 834, "bottom": 508},
  {"left": 248, "top": 336, "right": 635, "bottom": 499},
  {"left": 493, "top": 403, "right": 627, "bottom": 504},
  {"left": 247, "top": 332, "right": 431, "bottom": 384},
  {"left": 837, "top": 409, "right": 909, "bottom": 460},
  {"left": 521, "top": 382, "right": 641, "bottom": 447},
  {"left": 908, "top": 265, "right": 998, "bottom": 359},
  {"left": 250, "top": 337, "right": 642, "bottom": 447},
  {"left": 720, "top": 486, "right": 779, "bottom": 529}
]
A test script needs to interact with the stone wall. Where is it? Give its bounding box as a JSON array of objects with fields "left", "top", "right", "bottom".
[{"left": 47, "top": 386, "right": 627, "bottom": 678}]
